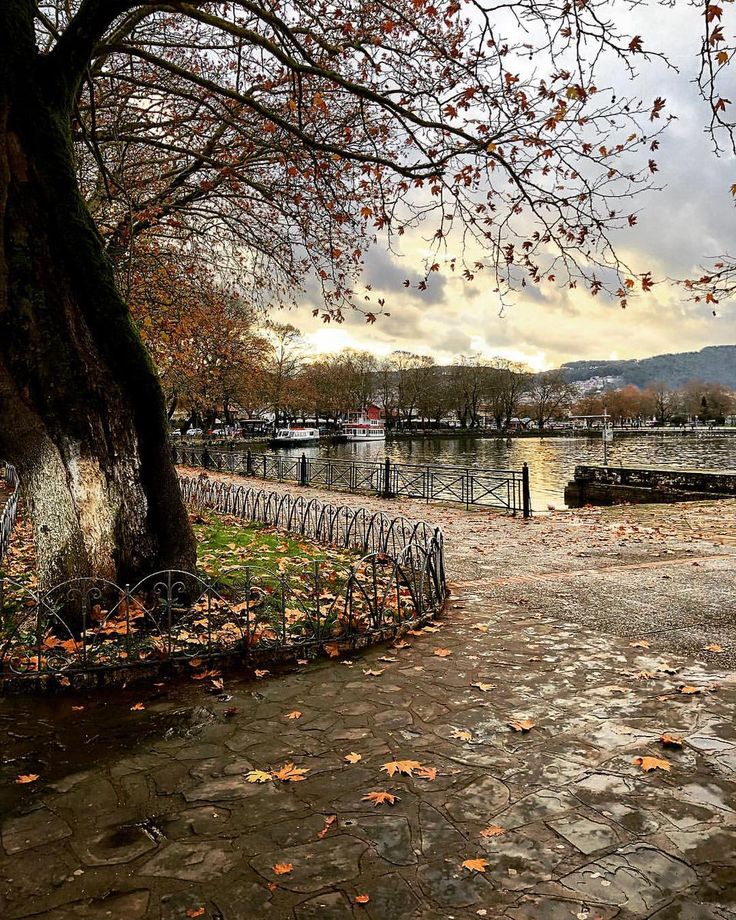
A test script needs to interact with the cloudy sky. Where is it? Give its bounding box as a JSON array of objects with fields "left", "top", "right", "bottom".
[{"left": 292, "top": 4, "right": 735, "bottom": 371}]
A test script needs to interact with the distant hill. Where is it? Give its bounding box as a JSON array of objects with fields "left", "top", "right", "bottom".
[{"left": 561, "top": 345, "right": 736, "bottom": 390}]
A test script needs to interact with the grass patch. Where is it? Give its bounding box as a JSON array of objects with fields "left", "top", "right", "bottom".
[{"left": 192, "top": 509, "right": 359, "bottom": 588}]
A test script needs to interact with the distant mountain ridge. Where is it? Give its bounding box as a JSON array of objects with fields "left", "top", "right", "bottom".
[{"left": 560, "top": 345, "right": 736, "bottom": 390}]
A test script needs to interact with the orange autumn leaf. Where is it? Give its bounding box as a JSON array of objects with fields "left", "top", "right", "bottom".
[
  {"left": 433, "top": 648, "right": 452, "bottom": 657},
  {"left": 629, "top": 639, "right": 650, "bottom": 648},
  {"left": 15, "top": 774, "right": 39, "bottom": 784},
  {"left": 354, "top": 894, "right": 370, "bottom": 904},
  {"left": 272, "top": 762, "right": 309, "bottom": 782},
  {"left": 345, "top": 752, "right": 363, "bottom": 764},
  {"left": 415, "top": 766, "right": 438, "bottom": 780},
  {"left": 272, "top": 863, "right": 293, "bottom": 875},
  {"left": 130, "top": 703, "right": 145, "bottom": 711},
  {"left": 461, "top": 857, "right": 489, "bottom": 873},
  {"left": 678, "top": 685, "right": 704, "bottom": 695},
  {"left": 362, "top": 791, "right": 398, "bottom": 806},
  {"left": 285, "top": 710, "right": 302, "bottom": 720},
  {"left": 633, "top": 755, "right": 671, "bottom": 772},
  {"left": 382, "top": 759, "right": 423, "bottom": 777},
  {"left": 659, "top": 733, "right": 684, "bottom": 748},
  {"left": 186, "top": 909, "right": 205, "bottom": 918},
  {"left": 507, "top": 718, "right": 535, "bottom": 732},
  {"left": 254, "top": 669, "right": 270, "bottom": 679},
  {"left": 704, "top": 644, "right": 723, "bottom": 653},
  {"left": 480, "top": 824, "right": 504, "bottom": 838},
  {"left": 317, "top": 815, "right": 337, "bottom": 839}
]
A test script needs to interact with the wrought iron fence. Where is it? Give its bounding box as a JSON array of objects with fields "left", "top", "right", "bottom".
[
  {"left": 0, "top": 471, "right": 446, "bottom": 685},
  {"left": 0, "top": 464, "right": 19, "bottom": 564},
  {"left": 174, "top": 446, "right": 532, "bottom": 516}
]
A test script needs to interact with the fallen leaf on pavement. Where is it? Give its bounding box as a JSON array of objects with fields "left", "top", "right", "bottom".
[
  {"left": 471, "top": 682, "right": 496, "bottom": 692},
  {"left": 244, "top": 770, "right": 273, "bottom": 784},
  {"left": 507, "top": 718, "right": 535, "bottom": 732},
  {"left": 450, "top": 728, "right": 473, "bottom": 742},
  {"left": 345, "top": 752, "right": 363, "bottom": 764},
  {"left": 704, "top": 644, "right": 723, "bottom": 653},
  {"left": 382, "top": 759, "right": 423, "bottom": 777},
  {"left": 629, "top": 639, "right": 650, "bottom": 648},
  {"left": 272, "top": 863, "right": 293, "bottom": 875},
  {"left": 415, "top": 766, "right": 438, "bottom": 780},
  {"left": 130, "top": 702, "right": 145, "bottom": 711},
  {"left": 393, "top": 640, "right": 411, "bottom": 649},
  {"left": 186, "top": 908, "right": 205, "bottom": 918},
  {"left": 363, "top": 668, "right": 384, "bottom": 677},
  {"left": 272, "top": 762, "right": 309, "bottom": 782},
  {"left": 678, "top": 685, "right": 704, "bottom": 695},
  {"left": 254, "top": 669, "right": 270, "bottom": 679},
  {"left": 317, "top": 815, "right": 337, "bottom": 839},
  {"left": 354, "top": 894, "right": 370, "bottom": 904},
  {"left": 433, "top": 648, "right": 452, "bottom": 657},
  {"left": 633, "top": 756, "right": 671, "bottom": 772},
  {"left": 15, "top": 774, "right": 39, "bottom": 784},
  {"left": 362, "top": 791, "right": 398, "bottom": 806},
  {"left": 285, "top": 710, "right": 302, "bottom": 719},
  {"left": 461, "top": 858, "right": 489, "bottom": 873},
  {"left": 659, "top": 733, "right": 684, "bottom": 748},
  {"left": 480, "top": 824, "right": 504, "bottom": 838}
]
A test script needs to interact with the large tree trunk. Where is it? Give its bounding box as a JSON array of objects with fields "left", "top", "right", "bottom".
[{"left": 0, "top": 7, "right": 196, "bottom": 588}]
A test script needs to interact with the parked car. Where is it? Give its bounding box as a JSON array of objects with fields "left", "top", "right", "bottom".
[
  {"left": 170, "top": 429, "right": 182, "bottom": 438},
  {"left": 186, "top": 427, "right": 203, "bottom": 436},
  {"left": 210, "top": 428, "right": 227, "bottom": 436}
]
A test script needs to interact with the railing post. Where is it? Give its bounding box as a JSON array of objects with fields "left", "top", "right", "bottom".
[
  {"left": 246, "top": 448, "right": 253, "bottom": 476},
  {"left": 383, "top": 457, "right": 392, "bottom": 498},
  {"left": 522, "top": 462, "right": 531, "bottom": 518},
  {"left": 171, "top": 444, "right": 178, "bottom": 464},
  {"left": 202, "top": 446, "right": 212, "bottom": 469},
  {"left": 300, "top": 452, "right": 308, "bottom": 486}
]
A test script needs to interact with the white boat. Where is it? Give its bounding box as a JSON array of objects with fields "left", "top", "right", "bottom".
[
  {"left": 269, "top": 426, "right": 320, "bottom": 446},
  {"left": 342, "top": 411, "right": 386, "bottom": 442}
]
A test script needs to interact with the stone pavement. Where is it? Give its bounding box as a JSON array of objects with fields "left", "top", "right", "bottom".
[{"left": 1, "top": 488, "right": 735, "bottom": 919}]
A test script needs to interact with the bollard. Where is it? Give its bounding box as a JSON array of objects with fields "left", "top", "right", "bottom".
[
  {"left": 383, "top": 457, "right": 392, "bottom": 497},
  {"left": 300, "top": 452, "right": 308, "bottom": 486},
  {"left": 522, "top": 462, "right": 531, "bottom": 518}
]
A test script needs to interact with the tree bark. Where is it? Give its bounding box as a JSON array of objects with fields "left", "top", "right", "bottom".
[{"left": 0, "top": 3, "right": 196, "bottom": 588}]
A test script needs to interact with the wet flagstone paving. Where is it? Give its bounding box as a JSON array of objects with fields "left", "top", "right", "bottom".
[
  {"left": 1, "top": 596, "right": 735, "bottom": 919},
  {"left": 2, "top": 490, "right": 736, "bottom": 919}
]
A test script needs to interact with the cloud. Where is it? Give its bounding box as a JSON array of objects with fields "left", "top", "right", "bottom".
[{"left": 287, "top": 5, "right": 736, "bottom": 369}]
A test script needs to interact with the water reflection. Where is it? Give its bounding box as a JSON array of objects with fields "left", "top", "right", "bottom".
[{"left": 269, "top": 433, "right": 736, "bottom": 508}]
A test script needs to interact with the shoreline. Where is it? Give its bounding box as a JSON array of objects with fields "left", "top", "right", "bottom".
[{"left": 180, "top": 426, "right": 736, "bottom": 450}]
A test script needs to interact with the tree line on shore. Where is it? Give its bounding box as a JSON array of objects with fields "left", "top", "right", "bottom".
[{"left": 131, "top": 266, "right": 735, "bottom": 433}]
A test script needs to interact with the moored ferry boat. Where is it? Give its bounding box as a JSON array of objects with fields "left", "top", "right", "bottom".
[
  {"left": 342, "top": 411, "right": 386, "bottom": 442},
  {"left": 269, "top": 426, "right": 320, "bottom": 446}
]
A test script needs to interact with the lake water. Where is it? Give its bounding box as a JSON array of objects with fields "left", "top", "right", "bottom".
[{"left": 269, "top": 433, "right": 736, "bottom": 509}]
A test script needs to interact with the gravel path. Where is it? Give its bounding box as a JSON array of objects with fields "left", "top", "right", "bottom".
[{"left": 186, "top": 468, "right": 736, "bottom": 664}]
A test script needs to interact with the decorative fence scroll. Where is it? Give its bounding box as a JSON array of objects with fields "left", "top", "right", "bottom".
[{"left": 0, "top": 469, "right": 447, "bottom": 686}]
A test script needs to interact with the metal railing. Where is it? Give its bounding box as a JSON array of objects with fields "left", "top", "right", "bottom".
[
  {"left": 174, "top": 446, "right": 531, "bottom": 516},
  {"left": 0, "top": 464, "right": 19, "bottom": 564},
  {"left": 0, "top": 471, "right": 447, "bottom": 685}
]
